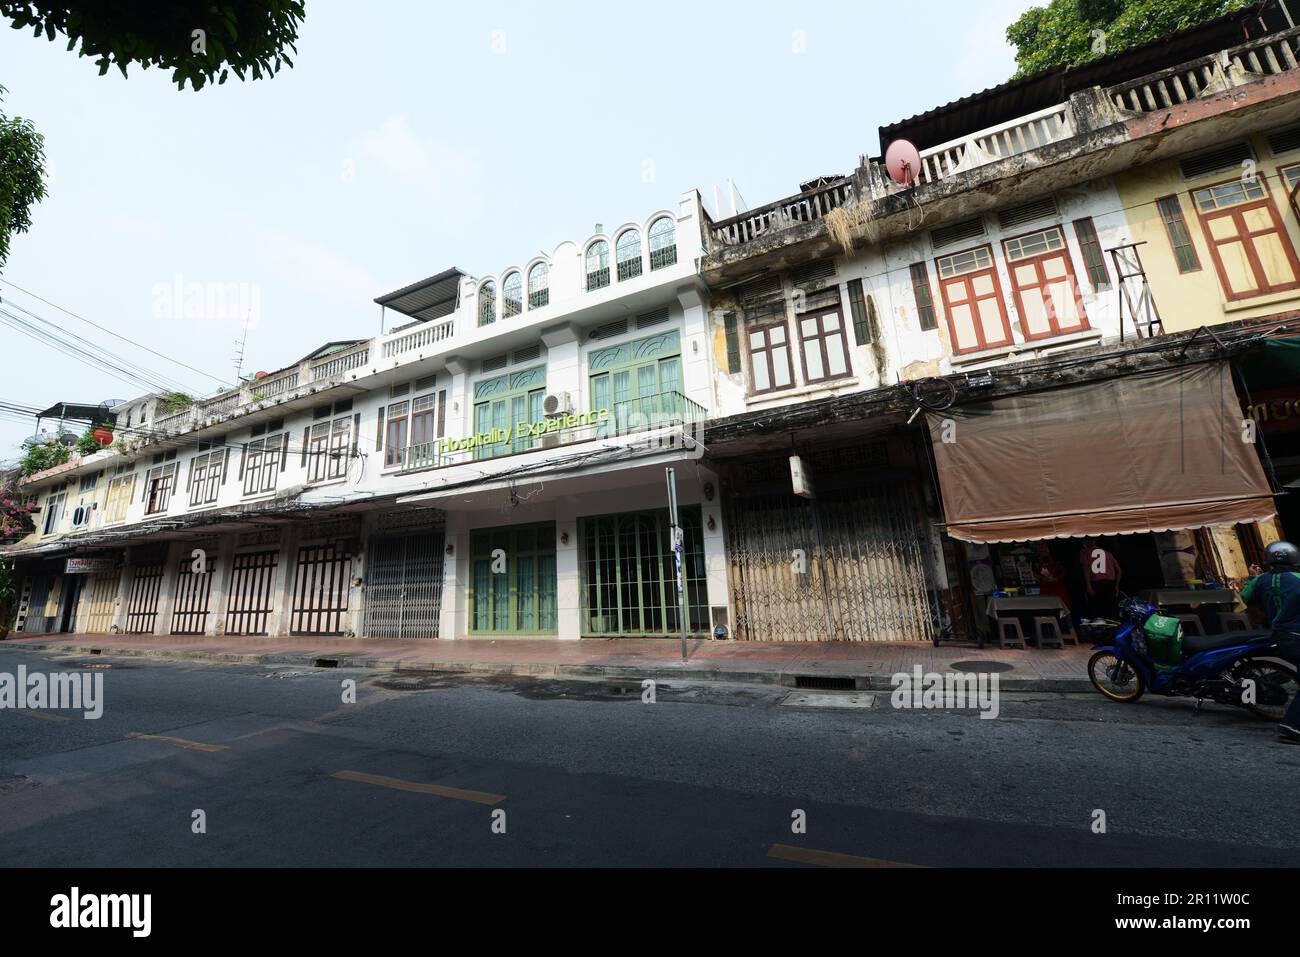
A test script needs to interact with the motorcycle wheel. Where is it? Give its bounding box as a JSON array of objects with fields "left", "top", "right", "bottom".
[
  {"left": 1088, "top": 650, "right": 1146, "bottom": 702},
  {"left": 1232, "top": 657, "right": 1299, "bottom": 722}
]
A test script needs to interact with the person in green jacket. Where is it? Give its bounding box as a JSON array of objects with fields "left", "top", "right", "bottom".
[{"left": 1242, "top": 541, "right": 1300, "bottom": 745}]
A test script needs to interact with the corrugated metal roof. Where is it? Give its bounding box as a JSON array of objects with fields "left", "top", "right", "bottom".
[{"left": 375, "top": 267, "right": 464, "bottom": 322}]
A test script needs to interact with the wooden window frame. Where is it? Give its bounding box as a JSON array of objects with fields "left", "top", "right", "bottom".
[
  {"left": 909, "top": 262, "right": 938, "bottom": 331},
  {"left": 1188, "top": 172, "right": 1300, "bottom": 301},
  {"left": 934, "top": 243, "right": 1013, "bottom": 355},
  {"left": 144, "top": 462, "right": 179, "bottom": 515},
  {"left": 744, "top": 314, "right": 796, "bottom": 396},
  {"left": 307, "top": 416, "right": 352, "bottom": 483},
  {"left": 794, "top": 302, "right": 853, "bottom": 385},
  {"left": 1001, "top": 225, "right": 1091, "bottom": 342},
  {"left": 1156, "top": 194, "right": 1202, "bottom": 274},
  {"left": 384, "top": 400, "right": 410, "bottom": 468},
  {"left": 241, "top": 434, "right": 284, "bottom": 496},
  {"left": 1071, "top": 216, "right": 1111, "bottom": 290},
  {"left": 846, "top": 279, "right": 871, "bottom": 345},
  {"left": 188, "top": 449, "right": 226, "bottom": 506}
]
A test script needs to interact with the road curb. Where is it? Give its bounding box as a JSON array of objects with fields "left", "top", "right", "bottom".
[{"left": 0, "top": 639, "right": 1095, "bottom": 693}]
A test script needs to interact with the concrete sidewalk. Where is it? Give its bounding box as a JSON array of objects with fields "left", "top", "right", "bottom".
[{"left": 0, "top": 632, "right": 1098, "bottom": 692}]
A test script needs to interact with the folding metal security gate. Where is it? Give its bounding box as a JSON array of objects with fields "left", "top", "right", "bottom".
[
  {"left": 78, "top": 571, "right": 122, "bottom": 633},
  {"left": 225, "top": 550, "right": 278, "bottom": 636},
  {"left": 124, "top": 562, "right": 166, "bottom": 634},
  {"left": 363, "top": 532, "right": 446, "bottom": 639},
  {"left": 723, "top": 449, "right": 936, "bottom": 642},
  {"left": 170, "top": 560, "right": 213, "bottom": 635},
  {"left": 290, "top": 541, "right": 354, "bottom": 636}
]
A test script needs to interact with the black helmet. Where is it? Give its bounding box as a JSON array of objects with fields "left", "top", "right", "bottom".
[{"left": 1264, "top": 541, "right": 1300, "bottom": 569}]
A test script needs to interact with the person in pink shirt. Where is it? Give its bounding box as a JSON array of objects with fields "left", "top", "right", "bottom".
[{"left": 1080, "top": 538, "right": 1122, "bottom": 620}]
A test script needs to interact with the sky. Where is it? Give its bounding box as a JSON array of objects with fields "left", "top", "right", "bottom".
[{"left": 0, "top": 0, "right": 1039, "bottom": 459}]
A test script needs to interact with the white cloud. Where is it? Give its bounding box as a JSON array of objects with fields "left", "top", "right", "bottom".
[{"left": 355, "top": 116, "right": 475, "bottom": 213}]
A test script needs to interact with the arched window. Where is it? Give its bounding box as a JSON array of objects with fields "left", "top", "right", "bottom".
[
  {"left": 648, "top": 217, "right": 677, "bottom": 270},
  {"left": 478, "top": 280, "right": 496, "bottom": 326},
  {"left": 528, "top": 262, "right": 549, "bottom": 309},
  {"left": 586, "top": 240, "right": 610, "bottom": 291},
  {"left": 615, "top": 229, "right": 643, "bottom": 281},
  {"left": 502, "top": 272, "right": 523, "bottom": 318}
]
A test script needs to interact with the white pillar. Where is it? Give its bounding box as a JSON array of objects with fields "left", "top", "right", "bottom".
[{"left": 554, "top": 497, "right": 581, "bottom": 640}]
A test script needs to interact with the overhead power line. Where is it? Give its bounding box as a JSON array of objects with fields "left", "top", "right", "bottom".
[
  {"left": 0, "top": 277, "right": 230, "bottom": 387},
  {"left": 0, "top": 303, "right": 196, "bottom": 395}
]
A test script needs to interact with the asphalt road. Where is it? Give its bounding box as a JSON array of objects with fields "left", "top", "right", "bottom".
[{"left": 1, "top": 646, "right": 1297, "bottom": 867}]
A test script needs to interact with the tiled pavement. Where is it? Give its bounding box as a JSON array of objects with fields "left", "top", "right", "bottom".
[{"left": 0, "top": 632, "right": 1099, "bottom": 691}]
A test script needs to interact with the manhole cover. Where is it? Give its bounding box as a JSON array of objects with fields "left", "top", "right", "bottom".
[{"left": 950, "top": 660, "right": 1015, "bottom": 673}]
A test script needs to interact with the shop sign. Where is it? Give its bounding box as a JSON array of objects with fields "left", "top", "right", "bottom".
[
  {"left": 438, "top": 409, "right": 609, "bottom": 456},
  {"left": 64, "top": 557, "right": 114, "bottom": 575}
]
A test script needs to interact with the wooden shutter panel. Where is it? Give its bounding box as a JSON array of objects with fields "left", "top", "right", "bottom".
[
  {"left": 376, "top": 408, "right": 385, "bottom": 452},
  {"left": 723, "top": 312, "right": 741, "bottom": 374},
  {"left": 301, "top": 427, "right": 310, "bottom": 467},
  {"left": 279, "top": 433, "right": 289, "bottom": 471},
  {"left": 437, "top": 390, "right": 446, "bottom": 437},
  {"left": 221, "top": 448, "right": 230, "bottom": 484},
  {"left": 352, "top": 413, "right": 360, "bottom": 454}
]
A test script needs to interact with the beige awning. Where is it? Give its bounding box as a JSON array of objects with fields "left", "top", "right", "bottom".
[{"left": 928, "top": 361, "right": 1276, "bottom": 544}]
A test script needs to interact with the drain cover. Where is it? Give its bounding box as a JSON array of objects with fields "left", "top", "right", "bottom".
[
  {"left": 781, "top": 692, "right": 877, "bottom": 709},
  {"left": 950, "top": 660, "right": 1015, "bottom": 673}
]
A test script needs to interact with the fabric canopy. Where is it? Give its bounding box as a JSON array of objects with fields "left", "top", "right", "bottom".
[{"left": 928, "top": 361, "right": 1276, "bottom": 543}]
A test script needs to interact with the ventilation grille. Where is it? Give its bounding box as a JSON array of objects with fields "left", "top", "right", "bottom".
[
  {"left": 636, "top": 306, "right": 671, "bottom": 329},
  {"left": 414, "top": 374, "right": 436, "bottom": 391},
  {"left": 737, "top": 274, "right": 783, "bottom": 304},
  {"left": 389, "top": 382, "right": 410, "bottom": 398},
  {"left": 1268, "top": 125, "right": 1300, "bottom": 156},
  {"left": 510, "top": 344, "right": 542, "bottom": 364},
  {"left": 791, "top": 259, "right": 837, "bottom": 288},
  {"left": 588, "top": 319, "right": 628, "bottom": 341},
  {"left": 997, "top": 195, "right": 1059, "bottom": 231},
  {"left": 480, "top": 353, "right": 508, "bottom": 373},
  {"left": 1179, "top": 142, "right": 1253, "bottom": 180},
  {"left": 931, "top": 216, "right": 986, "bottom": 250}
]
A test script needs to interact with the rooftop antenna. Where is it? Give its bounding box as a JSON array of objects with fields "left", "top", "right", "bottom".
[{"left": 232, "top": 313, "right": 251, "bottom": 382}]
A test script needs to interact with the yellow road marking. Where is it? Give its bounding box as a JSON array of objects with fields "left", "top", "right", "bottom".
[
  {"left": 767, "top": 843, "right": 923, "bottom": 868},
  {"left": 14, "top": 709, "right": 69, "bottom": 722},
  {"left": 331, "top": 769, "right": 505, "bottom": 806},
  {"left": 127, "top": 732, "right": 228, "bottom": 753}
]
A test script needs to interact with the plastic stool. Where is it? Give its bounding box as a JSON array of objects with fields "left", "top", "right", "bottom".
[
  {"left": 997, "top": 617, "right": 1027, "bottom": 649},
  {"left": 1217, "top": 612, "right": 1251, "bottom": 633},
  {"left": 1174, "top": 613, "right": 1205, "bottom": 637},
  {"left": 1032, "top": 617, "right": 1065, "bottom": 649}
]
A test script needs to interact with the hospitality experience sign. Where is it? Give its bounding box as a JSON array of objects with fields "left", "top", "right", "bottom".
[{"left": 438, "top": 408, "right": 610, "bottom": 456}]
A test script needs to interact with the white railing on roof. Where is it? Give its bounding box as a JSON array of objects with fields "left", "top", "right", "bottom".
[
  {"left": 251, "top": 370, "right": 299, "bottom": 400},
  {"left": 382, "top": 319, "right": 455, "bottom": 359},
  {"left": 710, "top": 179, "right": 854, "bottom": 246},
  {"left": 197, "top": 390, "right": 241, "bottom": 418},
  {"left": 919, "top": 103, "right": 1075, "bottom": 184},
  {"left": 311, "top": 344, "right": 370, "bottom": 382},
  {"left": 1108, "top": 26, "right": 1300, "bottom": 114}
]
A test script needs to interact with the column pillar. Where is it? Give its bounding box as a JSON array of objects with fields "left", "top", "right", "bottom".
[
  {"left": 266, "top": 525, "right": 300, "bottom": 637},
  {"left": 152, "top": 540, "right": 185, "bottom": 636},
  {"left": 204, "top": 534, "right": 236, "bottom": 635}
]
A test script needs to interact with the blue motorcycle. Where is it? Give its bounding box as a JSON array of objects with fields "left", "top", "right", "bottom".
[{"left": 1087, "top": 595, "right": 1298, "bottom": 720}]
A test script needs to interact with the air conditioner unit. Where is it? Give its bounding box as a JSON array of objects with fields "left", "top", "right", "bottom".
[{"left": 543, "top": 392, "right": 572, "bottom": 417}]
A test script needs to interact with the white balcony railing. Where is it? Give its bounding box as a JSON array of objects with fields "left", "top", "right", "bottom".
[
  {"left": 710, "top": 179, "right": 854, "bottom": 246},
  {"left": 919, "top": 103, "right": 1075, "bottom": 185},
  {"left": 1108, "top": 26, "right": 1300, "bottom": 114},
  {"left": 311, "top": 344, "right": 370, "bottom": 382},
  {"left": 382, "top": 319, "right": 455, "bottom": 359}
]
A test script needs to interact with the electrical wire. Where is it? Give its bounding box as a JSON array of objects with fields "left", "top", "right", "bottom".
[
  {"left": 0, "top": 300, "right": 198, "bottom": 394},
  {"left": 0, "top": 277, "right": 230, "bottom": 386}
]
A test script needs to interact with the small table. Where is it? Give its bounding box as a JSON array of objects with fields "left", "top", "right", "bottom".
[
  {"left": 1141, "top": 589, "right": 1239, "bottom": 609},
  {"left": 985, "top": 595, "right": 1071, "bottom": 621},
  {"left": 985, "top": 595, "right": 1072, "bottom": 648}
]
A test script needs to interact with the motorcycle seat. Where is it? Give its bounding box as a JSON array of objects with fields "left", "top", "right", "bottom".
[{"left": 1180, "top": 630, "right": 1273, "bottom": 657}]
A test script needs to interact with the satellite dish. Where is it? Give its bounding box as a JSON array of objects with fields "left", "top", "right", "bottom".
[
  {"left": 57, "top": 432, "right": 77, "bottom": 447},
  {"left": 885, "top": 138, "right": 922, "bottom": 186}
]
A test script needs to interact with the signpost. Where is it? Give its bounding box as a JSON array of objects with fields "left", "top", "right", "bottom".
[{"left": 665, "top": 467, "right": 688, "bottom": 661}]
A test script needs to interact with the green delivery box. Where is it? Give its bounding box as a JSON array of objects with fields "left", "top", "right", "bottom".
[{"left": 1143, "top": 614, "right": 1183, "bottom": 666}]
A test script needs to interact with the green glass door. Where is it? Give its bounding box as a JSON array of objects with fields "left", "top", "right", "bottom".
[
  {"left": 579, "top": 507, "right": 706, "bottom": 637},
  {"left": 588, "top": 330, "right": 682, "bottom": 434},
  {"left": 470, "top": 522, "right": 557, "bottom": 634}
]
